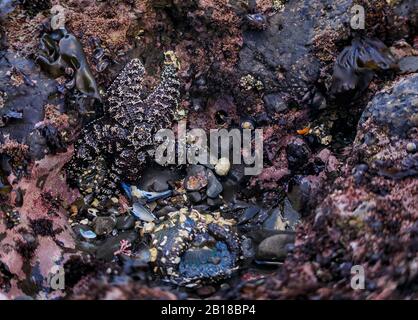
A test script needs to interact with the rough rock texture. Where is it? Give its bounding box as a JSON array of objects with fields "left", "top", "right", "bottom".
[
  {"left": 1, "top": 0, "right": 418, "bottom": 300},
  {"left": 0, "top": 149, "right": 79, "bottom": 299},
  {"left": 236, "top": 73, "right": 418, "bottom": 300}
]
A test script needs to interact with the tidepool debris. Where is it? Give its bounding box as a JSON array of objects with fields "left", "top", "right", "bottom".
[
  {"left": 121, "top": 182, "right": 173, "bottom": 202},
  {"left": 131, "top": 202, "right": 156, "bottom": 222}
]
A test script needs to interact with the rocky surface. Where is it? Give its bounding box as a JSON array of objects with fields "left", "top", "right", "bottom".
[{"left": 1, "top": 0, "right": 418, "bottom": 300}]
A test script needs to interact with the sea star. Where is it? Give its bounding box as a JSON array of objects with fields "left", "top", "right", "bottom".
[{"left": 66, "top": 52, "right": 180, "bottom": 206}]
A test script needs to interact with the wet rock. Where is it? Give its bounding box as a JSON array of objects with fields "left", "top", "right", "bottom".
[
  {"left": 0, "top": 109, "right": 23, "bottom": 127},
  {"left": 148, "top": 209, "right": 240, "bottom": 285},
  {"left": 353, "top": 163, "right": 369, "bottom": 185},
  {"left": 282, "top": 198, "right": 301, "bottom": 230},
  {"left": 207, "top": 197, "right": 222, "bottom": 208},
  {"left": 399, "top": 56, "right": 418, "bottom": 74},
  {"left": 287, "top": 175, "right": 319, "bottom": 214},
  {"left": 93, "top": 216, "right": 116, "bottom": 236},
  {"left": 96, "top": 231, "right": 138, "bottom": 261},
  {"left": 240, "top": 237, "right": 256, "bottom": 261},
  {"left": 196, "top": 285, "right": 216, "bottom": 298},
  {"left": 286, "top": 138, "right": 311, "bottom": 171},
  {"left": 0, "top": 52, "right": 63, "bottom": 142},
  {"left": 0, "top": 166, "right": 11, "bottom": 194},
  {"left": 76, "top": 240, "right": 97, "bottom": 254},
  {"left": 188, "top": 191, "right": 202, "bottom": 203},
  {"left": 154, "top": 205, "right": 177, "bottom": 217},
  {"left": 206, "top": 170, "right": 223, "bottom": 198},
  {"left": 263, "top": 93, "right": 288, "bottom": 113},
  {"left": 27, "top": 125, "right": 66, "bottom": 160},
  {"left": 256, "top": 233, "right": 295, "bottom": 262},
  {"left": 262, "top": 208, "right": 286, "bottom": 232},
  {"left": 21, "top": 0, "right": 51, "bottom": 17},
  {"left": 137, "top": 166, "right": 180, "bottom": 192},
  {"left": 359, "top": 73, "right": 418, "bottom": 137},
  {"left": 116, "top": 215, "right": 136, "bottom": 231},
  {"left": 184, "top": 165, "right": 208, "bottom": 191},
  {"left": 238, "top": 205, "right": 260, "bottom": 225},
  {"left": 239, "top": 0, "right": 351, "bottom": 106},
  {"left": 0, "top": 0, "right": 17, "bottom": 19}
]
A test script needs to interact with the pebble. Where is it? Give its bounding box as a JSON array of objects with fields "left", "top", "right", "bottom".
[
  {"left": 206, "top": 170, "right": 223, "bottom": 198},
  {"left": 188, "top": 191, "right": 203, "bottom": 203},
  {"left": 94, "top": 216, "right": 116, "bottom": 235},
  {"left": 215, "top": 157, "right": 231, "bottom": 176},
  {"left": 207, "top": 197, "right": 223, "bottom": 207},
  {"left": 77, "top": 241, "right": 97, "bottom": 254},
  {"left": 155, "top": 205, "right": 177, "bottom": 217},
  {"left": 286, "top": 139, "right": 311, "bottom": 171},
  {"left": 399, "top": 56, "right": 418, "bottom": 74},
  {"left": 406, "top": 142, "right": 417, "bottom": 153},
  {"left": 116, "top": 215, "right": 136, "bottom": 230},
  {"left": 256, "top": 233, "right": 296, "bottom": 261},
  {"left": 263, "top": 93, "right": 288, "bottom": 113}
]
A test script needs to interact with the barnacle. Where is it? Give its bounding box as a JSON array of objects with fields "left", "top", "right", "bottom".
[
  {"left": 66, "top": 52, "right": 180, "bottom": 207},
  {"left": 330, "top": 37, "right": 397, "bottom": 97},
  {"left": 148, "top": 209, "right": 240, "bottom": 286}
]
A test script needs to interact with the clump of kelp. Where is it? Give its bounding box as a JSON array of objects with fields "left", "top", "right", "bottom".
[
  {"left": 330, "top": 37, "right": 398, "bottom": 97},
  {"left": 37, "top": 28, "right": 100, "bottom": 99}
]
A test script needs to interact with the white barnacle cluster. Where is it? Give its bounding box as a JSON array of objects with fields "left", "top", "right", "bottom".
[{"left": 147, "top": 209, "right": 236, "bottom": 281}]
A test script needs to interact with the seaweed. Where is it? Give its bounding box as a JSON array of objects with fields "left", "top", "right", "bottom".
[
  {"left": 330, "top": 37, "right": 397, "bottom": 97},
  {"left": 37, "top": 29, "right": 100, "bottom": 99}
]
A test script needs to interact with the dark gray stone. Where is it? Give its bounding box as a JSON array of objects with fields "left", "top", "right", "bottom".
[
  {"left": 206, "top": 170, "right": 223, "bottom": 198},
  {"left": 399, "top": 56, "right": 418, "bottom": 74},
  {"left": 256, "top": 233, "right": 296, "bottom": 261},
  {"left": 116, "top": 215, "right": 136, "bottom": 231},
  {"left": 93, "top": 216, "right": 116, "bottom": 235}
]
